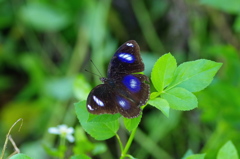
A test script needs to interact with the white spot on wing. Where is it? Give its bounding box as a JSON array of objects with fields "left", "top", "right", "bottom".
[
  {"left": 130, "top": 79, "right": 137, "bottom": 89},
  {"left": 126, "top": 42, "right": 134, "bottom": 47},
  {"left": 118, "top": 98, "right": 130, "bottom": 109},
  {"left": 122, "top": 75, "right": 141, "bottom": 92},
  {"left": 93, "top": 95, "right": 104, "bottom": 107},
  {"left": 87, "top": 104, "right": 94, "bottom": 110},
  {"left": 119, "top": 100, "right": 126, "bottom": 107}
]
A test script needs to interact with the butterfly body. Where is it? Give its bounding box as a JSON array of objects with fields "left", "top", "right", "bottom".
[{"left": 87, "top": 40, "right": 150, "bottom": 118}]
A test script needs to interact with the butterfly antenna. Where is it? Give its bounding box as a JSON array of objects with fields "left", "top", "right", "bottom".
[
  {"left": 84, "top": 69, "right": 101, "bottom": 78},
  {"left": 90, "top": 59, "right": 103, "bottom": 77}
]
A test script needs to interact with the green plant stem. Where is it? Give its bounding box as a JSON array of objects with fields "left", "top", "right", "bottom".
[
  {"left": 0, "top": 119, "right": 23, "bottom": 159},
  {"left": 59, "top": 136, "right": 66, "bottom": 159},
  {"left": 134, "top": 129, "right": 172, "bottom": 159},
  {"left": 131, "top": 0, "right": 166, "bottom": 54},
  {"left": 116, "top": 134, "right": 124, "bottom": 153},
  {"left": 120, "top": 127, "right": 137, "bottom": 159},
  {"left": 66, "top": 26, "right": 89, "bottom": 76}
]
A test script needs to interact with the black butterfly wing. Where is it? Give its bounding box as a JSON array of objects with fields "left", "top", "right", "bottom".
[
  {"left": 114, "top": 74, "right": 150, "bottom": 118},
  {"left": 87, "top": 74, "right": 150, "bottom": 118},
  {"left": 87, "top": 83, "right": 142, "bottom": 118},
  {"left": 87, "top": 40, "right": 150, "bottom": 118},
  {"left": 87, "top": 84, "right": 119, "bottom": 115},
  {"left": 107, "top": 40, "right": 144, "bottom": 78}
]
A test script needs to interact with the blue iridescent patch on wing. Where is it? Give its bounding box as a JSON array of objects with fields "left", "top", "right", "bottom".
[
  {"left": 122, "top": 75, "right": 141, "bottom": 93},
  {"left": 117, "top": 96, "right": 130, "bottom": 110},
  {"left": 118, "top": 53, "right": 135, "bottom": 63}
]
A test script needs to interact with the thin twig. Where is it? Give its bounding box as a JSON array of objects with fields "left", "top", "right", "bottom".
[
  {"left": 0, "top": 118, "right": 23, "bottom": 159},
  {"left": 7, "top": 135, "right": 21, "bottom": 159}
]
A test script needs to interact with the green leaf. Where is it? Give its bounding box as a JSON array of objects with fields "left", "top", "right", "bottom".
[
  {"left": 186, "top": 154, "right": 205, "bottom": 159},
  {"left": 127, "top": 155, "right": 137, "bottom": 159},
  {"left": 124, "top": 115, "right": 142, "bottom": 131},
  {"left": 150, "top": 92, "right": 161, "bottom": 99},
  {"left": 74, "top": 74, "right": 92, "bottom": 101},
  {"left": 75, "top": 101, "right": 119, "bottom": 140},
  {"left": 92, "top": 143, "right": 107, "bottom": 155},
  {"left": 88, "top": 113, "right": 121, "bottom": 122},
  {"left": 167, "top": 59, "right": 222, "bottom": 92},
  {"left": 70, "top": 154, "right": 91, "bottom": 159},
  {"left": 44, "top": 77, "right": 74, "bottom": 100},
  {"left": 148, "top": 98, "right": 170, "bottom": 117},
  {"left": 19, "top": 2, "right": 69, "bottom": 31},
  {"left": 233, "top": 15, "right": 240, "bottom": 33},
  {"left": 200, "top": 0, "right": 240, "bottom": 14},
  {"left": 9, "top": 154, "right": 32, "bottom": 159},
  {"left": 217, "top": 141, "right": 239, "bottom": 159},
  {"left": 43, "top": 143, "right": 60, "bottom": 157},
  {"left": 182, "top": 149, "right": 194, "bottom": 159},
  {"left": 162, "top": 87, "right": 198, "bottom": 111},
  {"left": 151, "top": 53, "right": 177, "bottom": 92},
  {"left": 73, "top": 126, "right": 94, "bottom": 155}
]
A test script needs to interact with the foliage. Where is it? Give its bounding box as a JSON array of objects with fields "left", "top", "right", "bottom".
[
  {"left": 0, "top": 0, "right": 240, "bottom": 158},
  {"left": 74, "top": 53, "right": 221, "bottom": 158}
]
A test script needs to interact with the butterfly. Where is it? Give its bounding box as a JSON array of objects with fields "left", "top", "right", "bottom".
[{"left": 87, "top": 40, "right": 150, "bottom": 118}]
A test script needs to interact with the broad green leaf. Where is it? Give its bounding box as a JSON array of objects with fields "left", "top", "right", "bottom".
[
  {"left": 182, "top": 149, "right": 194, "bottom": 159},
  {"left": 148, "top": 98, "right": 170, "bottom": 117},
  {"left": 127, "top": 155, "right": 137, "bottom": 159},
  {"left": 162, "top": 87, "right": 198, "bottom": 110},
  {"left": 234, "top": 15, "right": 240, "bottom": 33},
  {"left": 88, "top": 113, "right": 121, "bottom": 122},
  {"left": 75, "top": 101, "right": 119, "bottom": 140},
  {"left": 92, "top": 143, "right": 107, "bottom": 155},
  {"left": 9, "top": 154, "right": 32, "bottom": 159},
  {"left": 44, "top": 77, "right": 74, "bottom": 100},
  {"left": 186, "top": 154, "right": 205, "bottom": 159},
  {"left": 150, "top": 92, "right": 161, "bottom": 99},
  {"left": 19, "top": 3, "right": 69, "bottom": 31},
  {"left": 74, "top": 74, "right": 92, "bottom": 101},
  {"left": 70, "top": 154, "right": 91, "bottom": 159},
  {"left": 217, "top": 141, "right": 239, "bottom": 159},
  {"left": 124, "top": 114, "right": 142, "bottom": 131},
  {"left": 167, "top": 59, "right": 222, "bottom": 92},
  {"left": 200, "top": 0, "right": 240, "bottom": 14},
  {"left": 151, "top": 53, "right": 177, "bottom": 92},
  {"left": 73, "top": 130, "right": 94, "bottom": 155}
]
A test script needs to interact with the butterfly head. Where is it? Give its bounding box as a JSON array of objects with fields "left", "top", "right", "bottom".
[
  {"left": 100, "top": 77, "right": 107, "bottom": 83},
  {"left": 100, "top": 77, "right": 117, "bottom": 87}
]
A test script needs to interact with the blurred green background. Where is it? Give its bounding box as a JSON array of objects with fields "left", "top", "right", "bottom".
[{"left": 0, "top": 0, "right": 240, "bottom": 158}]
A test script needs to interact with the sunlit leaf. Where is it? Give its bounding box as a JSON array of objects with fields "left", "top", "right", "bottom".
[
  {"left": 124, "top": 114, "right": 142, "bottom": 131},
  {"left": 9, "top": 154, "right": 32, "bottom": 159},
  {"left": 75, "top": 101, "right": 119, "bottom": 140},
  {"left": 74, "top": 74, "right": 92, "bottom": 101},
  {"left": 200, "top": 0, "right": 240, "bottom": 13},
  {"left": 148, "top": 98, "right": 170, "bottom": 117},
  {"left": 233, "top": 15, "right": 240, "bottom": 33},
  {"left": 92, "top": 143, "right": 107, "bottom": 155},
  {"left": 167, "top": 59, "right": 222, "bottom": 92},
  {"left": 151, "top": 53, "right": 177, "bottom": 92},
  {"left": 182, "top": 149, "right": 194, "bottom": 159},
  {"left": 185, "top": 154, "right": 205, "bottom": 159},
  {"left": 44, "top": 77, "right": 74, "bottom": 100},
  {"left": 217, "top": 141, "right": 239, "bottom": 159},
  {"left": 162, "top": 87, "right": 198, "bottom": 111},
  {"left": 88, "top": 113, "right": 121, "bottom": 122},
  {"left": 19, "top": 2, "right": 70, "bottom": 31},
  {"left": 70, "top": 154, "right": 91, "bottom": 159}
]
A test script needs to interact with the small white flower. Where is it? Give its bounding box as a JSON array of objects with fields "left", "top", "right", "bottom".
[{"left": 48, "top": 124, "right": 75, "bottom": 143}]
